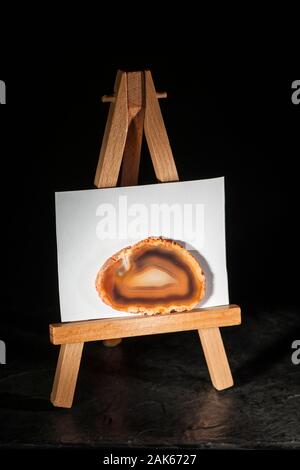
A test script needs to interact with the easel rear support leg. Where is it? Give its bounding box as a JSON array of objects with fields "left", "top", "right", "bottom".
[
  {"left": 51, "top": 343, "right": 84, "bottom": 408},
  {"left": 198, "top": 327, "right": 233, "bottom": 390},
  {"left": 121, "top": 71, "right": 144, "bottom": 186}
]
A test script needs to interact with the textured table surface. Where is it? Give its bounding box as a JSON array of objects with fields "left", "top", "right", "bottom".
[{"left": 0, "top": 309, "right": 299, "bottom": 449}]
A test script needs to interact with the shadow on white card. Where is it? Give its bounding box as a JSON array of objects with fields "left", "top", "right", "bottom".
[{"left": 189, "top": 250, "right": 214, "bottom": 305}]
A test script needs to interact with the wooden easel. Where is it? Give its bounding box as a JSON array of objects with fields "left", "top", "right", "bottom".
[{"left": 50, "top": 70, "right": 241, "bottom": 408}]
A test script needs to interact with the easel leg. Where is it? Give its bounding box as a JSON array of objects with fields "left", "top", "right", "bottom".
[
  {"left": 198, "top": 327, "right": 233, "bottom": 390},
  {"left": 94, "top": 71, "right": 128, "bottom": 189},
  {"left": 144, "top": 70, "right": 179, "bottom": 182},
  {"left": 51, "top": 343, "right": 84, "bottom": 408}
]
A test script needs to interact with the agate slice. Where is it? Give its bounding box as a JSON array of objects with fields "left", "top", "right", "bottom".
[{"left": 95, "top": 237, "right": 205, "bottom": 315}]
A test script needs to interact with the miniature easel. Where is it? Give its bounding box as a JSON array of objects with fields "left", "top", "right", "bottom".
[{"left": 50, "top": 70, "right": 241, "bottom": 408}]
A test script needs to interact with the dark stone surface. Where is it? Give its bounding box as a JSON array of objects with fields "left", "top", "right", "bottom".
[{"left": 0, "top": 309, "right": 299, "bottom": 449}]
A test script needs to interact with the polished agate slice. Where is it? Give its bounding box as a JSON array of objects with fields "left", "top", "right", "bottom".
[{"left": 95, "top": 237, "right": 205, "bottom": 315}]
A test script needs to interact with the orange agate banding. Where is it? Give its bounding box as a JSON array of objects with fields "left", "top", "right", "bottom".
[{"left": 95, "top": 237, "right": 205, "bottom": 315}]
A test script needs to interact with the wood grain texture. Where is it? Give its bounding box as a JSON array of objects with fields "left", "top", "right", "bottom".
[
  {"left": 50, "top": 305, "right": 241, "bottom": 345},
  {"left": 198, "top": 327, "right": 233, "bottom": 390},
  {"left": 94, "top": 71, "right": 128, "bottom": 188},
  {"left": 120, "top": 72, "right": 145, "bottom": 186},
  {"left": 50, "top": 343, "right": 84, "bottom": 408},
  {"left": 144, "top": 70, "right": 179, "bottom": 182}
]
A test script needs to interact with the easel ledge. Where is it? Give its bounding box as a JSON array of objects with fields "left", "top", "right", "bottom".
[{"left": 50, "top": 305, "right": 241, "bottom": 345}]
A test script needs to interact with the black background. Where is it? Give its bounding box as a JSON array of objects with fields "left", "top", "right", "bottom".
[{"left": 1, "top": 60, "right": 299, "bottom": 330}]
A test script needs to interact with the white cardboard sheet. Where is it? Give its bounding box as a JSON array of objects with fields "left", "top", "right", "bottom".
[{"left": 55, "top": 178, "right": 229, "bottom": 322}]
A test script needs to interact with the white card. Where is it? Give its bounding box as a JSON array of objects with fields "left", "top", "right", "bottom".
[{"left": 55, "top": 177, "right": 229, "bottom": 322}]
